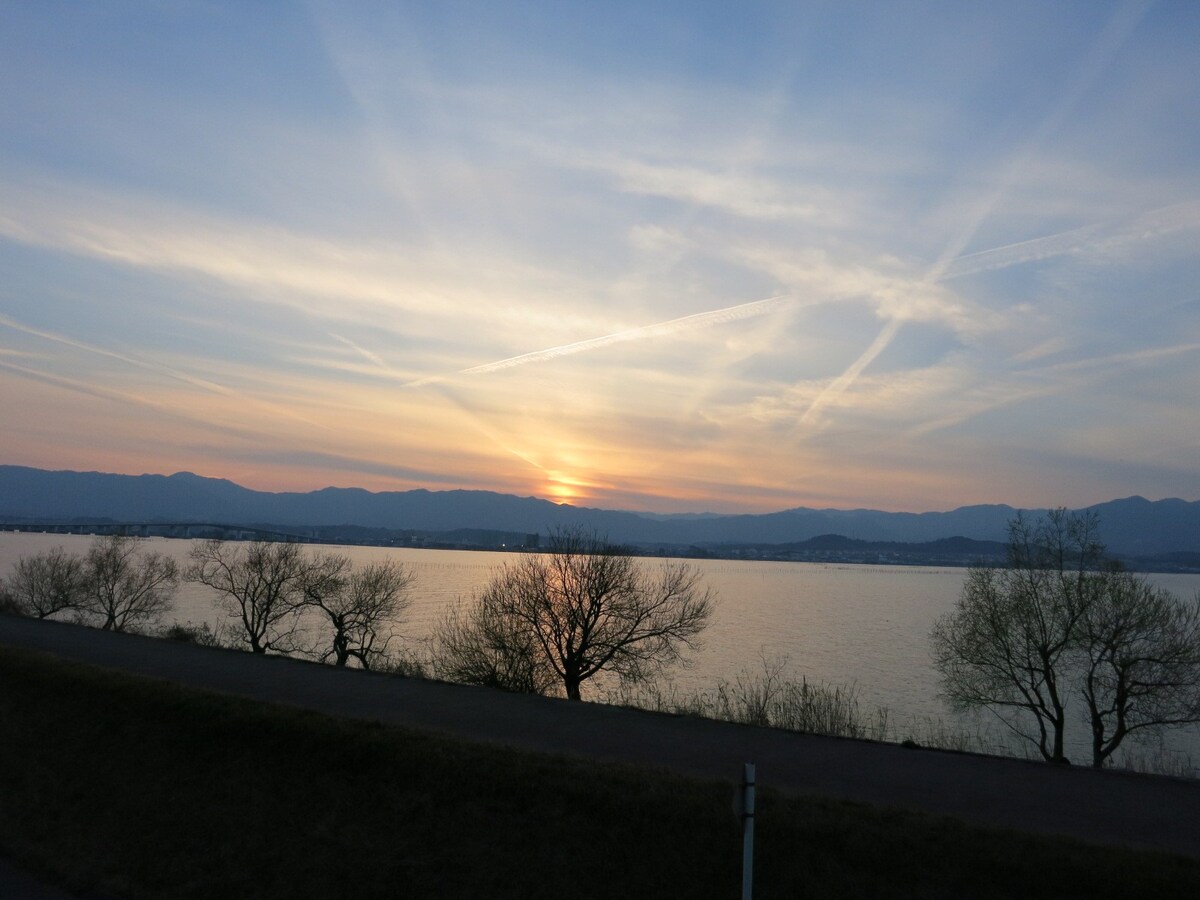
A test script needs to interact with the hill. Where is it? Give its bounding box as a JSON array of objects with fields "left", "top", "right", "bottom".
[{"left": 0, "top": 465, "right": 1196, "bottom": 557}]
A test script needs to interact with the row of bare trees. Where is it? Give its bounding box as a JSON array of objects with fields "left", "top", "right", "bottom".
[
  {"left": 2, "top": 530, "right": 713, "bottom": 700},
  {"left": 0, "top": 536, "right": 417, "bottom": 671},
  {"left": 185, "top": 539, "right": 414, "bottom": 669},
  {"left": 932, "top": 509, "right": 1200, "bottom": 768},
  {"left": 188, "top": 530, "right": 713, "bottom": 697},
  {"left": 184, "top": 531, "right": 713, "bottom": 695},
  {"left": 0, "top": 536, "right": 179, "bottom": 631}
]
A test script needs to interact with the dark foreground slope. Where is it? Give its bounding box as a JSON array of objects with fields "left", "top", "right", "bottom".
[{"left": 2, "top": 619, "right": 1200, "bottom": 897}]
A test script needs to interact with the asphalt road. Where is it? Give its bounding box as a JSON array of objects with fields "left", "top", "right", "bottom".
[{"left": 2, "top": 613, "right": 1199, "bottom": 883}]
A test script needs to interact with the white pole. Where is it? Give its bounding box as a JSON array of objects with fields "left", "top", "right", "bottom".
[{"left": 742, "top": 763, "right": 755, "bottom": 900}]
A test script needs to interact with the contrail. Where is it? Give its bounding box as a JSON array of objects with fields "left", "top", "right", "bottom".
[
  {"left": 331, "top": 333, "right": 391, "bottom": 370},
  {"left": 329, "top": 332, "right": 414, "bottom": 382},
  {"left": 925, "top": 0, "right": 1152, "bottom": 278},
  {"left": 938, "top": 221, "right": 1108, "bottom": 280},
  {"left": 406, "top": 195, "right": 1198, "bottom": 394},
  {"left": 0, "top": 311, "right": 220, "bottom": 389},
  {"left": 0, "top": 311, "right": 328, "bottom": 430},
  {"left": 798, "top": 0, "right": 1155, "bottom": 430},
  {"left": 1033, "top": 340, "right": 1200, "bottom": 375},
  {"left": 939, "top": 201, "right": 1200, "bottom": 281},
  {"left": 794, "top": 198, "right": 1200, "bottom": 430},
  {"left": 0, "top": 358, "right": 264, "bottom": 441},
  {"left": 905, "top": 340, "right": 1200, "bottom": 440},
  {"left": 796, "top": 318, "right": 902, "bottom": 427},
  {"left": 405, "top": 293, "right": 792, "bottom": 387}
]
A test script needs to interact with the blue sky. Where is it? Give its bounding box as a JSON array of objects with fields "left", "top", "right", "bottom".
[{"left": 1, "top": 1, "right": 1197, "bottom": 513}]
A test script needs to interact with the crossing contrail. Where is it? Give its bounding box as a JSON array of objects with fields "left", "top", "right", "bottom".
[
  {"left": 790, "top": 194, "right": 1200, "bottom": 430},
  {"left": 795, "top": 0, "right": 1157, "bottom": 433},
  {"left": 796, "top": 318, "right": 902, "bottom": 427},
  {"left": 405, "top": 198, "right": 1198, "bottom": 392},
  {"left": 405, "top": 293, "right": 792, "bottom": 387}
]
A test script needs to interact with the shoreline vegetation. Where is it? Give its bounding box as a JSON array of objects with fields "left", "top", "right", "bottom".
[
  {"left": 605, "top": 663, "right": 1195, "bottom": 778},
  {"left": 4, "top": 608, "right": 1197, "bottom": 778},
  {"left": 2, "top": 643, "right": 1200, "bottom": 899},
  {"left": 2, "top": 530, "right": 1197, "bottom": 778}
]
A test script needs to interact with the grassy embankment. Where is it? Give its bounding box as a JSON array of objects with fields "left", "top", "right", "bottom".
[{"left": 1, "top": 647, "right": 1198, "bottom": 900}]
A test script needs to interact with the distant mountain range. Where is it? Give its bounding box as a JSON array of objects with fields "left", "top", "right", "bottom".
[{"left": 2, "top": 465, "right": 1197, "bottom": 559}]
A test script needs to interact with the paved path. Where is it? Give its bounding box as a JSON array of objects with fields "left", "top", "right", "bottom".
[{"left": 3, "top": 615, "right": 1200, "bottom": 866}]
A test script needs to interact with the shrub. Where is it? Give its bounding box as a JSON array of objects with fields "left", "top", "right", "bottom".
[{"left": 161, "top": 621, "right": 226, "bottom": 648}]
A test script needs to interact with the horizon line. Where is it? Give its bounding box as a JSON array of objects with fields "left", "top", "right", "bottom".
[{"left": 0, "top": 462, "right": 1191, "bottom": 517}]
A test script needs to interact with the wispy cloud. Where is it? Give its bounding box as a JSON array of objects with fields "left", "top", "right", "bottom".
[
  {"left": 608, "top": 160, "right": 822, "bottom": 221},
  {"left": 1, "top": 2, "right": 1197, "bottom": 510},
  {"left": 0, "top": 310, "right": 328, "bottom": 430},
  {"left": 0, "top": 357, "right": 269, "bottom": 444},
  {"left": 408, "top": 294, "right": 792, "bottom": 387},
  {"left": 941, "top": 201, "right": 1200, "bottom": 279},
  {"left": 1029, "top": 340, "right": 1200, "bottom": 376},
  {"left": 0, "top": 175, "right": 571, "bottom": 335},
  {"left": 927, "top": 0, "right": 1155, "bottom": 274},
  {"left": 796, "top": 319, "right": 904, "bottom": 429}
]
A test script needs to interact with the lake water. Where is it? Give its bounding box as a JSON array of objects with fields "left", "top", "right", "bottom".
[{"left": 4, "top": 532, "right": 1199, "bottom": 769}]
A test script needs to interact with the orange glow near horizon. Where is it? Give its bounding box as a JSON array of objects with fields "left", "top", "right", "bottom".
[
  {"left": 3, "top": 2, "right": 1198, "bottom": 517},
  {"left": 544, "top": 471, "right": 593, "bottom": 507}
]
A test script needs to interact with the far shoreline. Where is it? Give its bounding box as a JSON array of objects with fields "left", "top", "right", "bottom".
[{"left": 1, "top": 522, "right": 1196, "bottom": 574}]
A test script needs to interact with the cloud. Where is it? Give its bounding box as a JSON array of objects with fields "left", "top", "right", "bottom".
[
  {"left": 401, "top": 191, "right": 1196, "bottom": 434},
  {"left": 0, "top": 174, "right": 574, "bottom": 338},
  {"left": 216, "top": 449, "right": 470, "bottom": 488},
  {"left": 0, "top": 180, "right": 404, "bottom": 309},
  {"left": 1029, "top": 340, "right": 1200, "bottom": 376},
  {"left": 328, "top": 333, "right": 408, "bottom": 379},
  {"left": 940, "top": 201, "right": 1200, "bottom": 279},
  {"left": 796, "top": 319, "right": 904, "bottom": 429},
  {"left": 0, "top": 358, "right": 266, "bottom": 443},
  {"left": 608, "top": 160, "right": 821, "bottom": 221},
  {"left": 410, "top": 294, "right": 792, "bottom": 387},
  {"left": 2, "top": 2, "right": 1197, "bottom": 512},
  {"left": 925, "top": 0, "right": 1155, "bottom": 274},
  {"left": 0, "top": 310, "right": 328, "bottom": 431}
]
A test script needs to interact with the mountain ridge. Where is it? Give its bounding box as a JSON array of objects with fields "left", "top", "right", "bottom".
[{"left": 0, "top": 465, "right": 1196, "bottom": 555}]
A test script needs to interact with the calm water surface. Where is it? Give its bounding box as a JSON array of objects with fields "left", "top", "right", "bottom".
[{"left": 4, "top": 532, "right": 1198, "bottom": 766}]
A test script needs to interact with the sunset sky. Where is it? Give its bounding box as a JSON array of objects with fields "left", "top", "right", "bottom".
[{"left": 2, "top": 1, "right": 1198, "bottom": 514}]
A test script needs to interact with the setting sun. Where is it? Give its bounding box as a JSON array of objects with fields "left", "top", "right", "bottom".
[
  {"left": 545, "top": 472, "right": 590, "bottom": 506},
  {"left": 0, "top": 2, "right": 1196, "bottom": 516}
]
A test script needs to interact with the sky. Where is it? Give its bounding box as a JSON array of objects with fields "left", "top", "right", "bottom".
[{"left": 1, "top": 1, "right": 1198, "bottom": 514}]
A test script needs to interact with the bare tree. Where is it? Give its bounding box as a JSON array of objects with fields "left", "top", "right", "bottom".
[
  {"left": 1077, "top": 575, "right": 1200, "bottom": 767},
  {"left": 2, "top": 546, "right": 89, "bottom": 619},
  {"left": 931, "top": 510, "right": 1104, "bottom": 764},
  {"left": 433, "top": 594, "right": 558, "bottom": 694},
  {"left": 932, "top": 508, "right": 1200, "bottom": 767},
  {"left": 82, "top": 535, "right": 179, "bottom": 632},
  {"left": 185, "top": 540, "right": 313, "bottom": 654},
  {"left": 434, "top": 529, "right": 714, "bottom": 701},
  {"left": 304, "top": 558, "right": 415, "bottom": 669}
]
